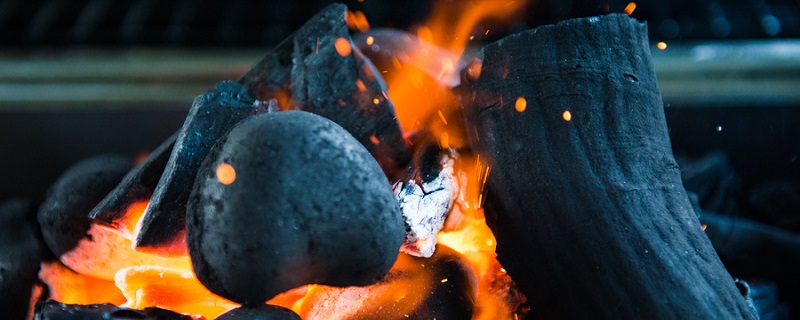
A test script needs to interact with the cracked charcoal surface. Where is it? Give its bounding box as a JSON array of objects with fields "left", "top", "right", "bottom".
[
  {"left": 188, "top": 111, "right": 404, "bottom": 305},
  {"left": 137, "top": 81, "right": 261, "bottom": 256},
  {"left": 214, "top": 305, "right": 301, "bottom": 320},
  {"left": 89, "top": 133, "right": 177, "bottom": 224},
  {"left": 37, "top": 154, "right": 131, "bottom": 257},
  {"left": 1, "top": 199, "right": 46, "bottom": 320},
  {"left": 240, "top": 3, "right": 410, "bottom": 177}
]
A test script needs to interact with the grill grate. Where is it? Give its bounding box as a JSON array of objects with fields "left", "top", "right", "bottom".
[{"left": 0, "top": 0, "right": 798, "bottom": 47}]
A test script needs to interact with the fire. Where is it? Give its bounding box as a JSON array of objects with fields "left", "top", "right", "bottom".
[{"left": 42, "top": 1, "right": 528, "bottom": 318}]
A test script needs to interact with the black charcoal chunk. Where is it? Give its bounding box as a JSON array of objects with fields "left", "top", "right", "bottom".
[
  {"left": 33, "top": 301, "right": 193, "bottom": 320},
  {"left": 89, "top": 133, "right": 177, "bottom": 224},
  {"left": 214, "top": 305, "right": 301, "bottom": 320},
  {"left": 1, "top": 199, "right": 46, "bottom": 320},
  {"left": 37, "top": 155, "right": 132, "bottom": 257},
  {"left": 188, "top": 111, "right": 404, "bottom": 305},
  {"left": 137, "top": 81, "right": 261, "bottom": 255},
  {"left": 240, "top": 3, "right": 410, "bottom": 176}
]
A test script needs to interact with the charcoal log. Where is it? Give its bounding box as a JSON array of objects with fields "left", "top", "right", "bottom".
[
  {"left": 1, "top": 199, "right": 47, "bottom": 320},
  {"left": 215, "top": 305, "right": 301, "bottom": 320},
  {"left": 89, "top": 133, "right": 177, "bottom": 224},
  {"left": 33, "top": 301, "right": 193, "bottom": 320},
  {"left": 460, "top": 14, "right": 756, "bottom": 319},
  {"left": 240, "top": 3, "right": 410, "bottom": 177},
  {"left": 38, "top": 155, "right": 131, "bottom": 258},
  {"left": 188, "top": 111, "right": 404, "bottom": 305},
  {"left": 136, "top": 81, "right": 262, "bottom": 256},
  {"left": 297, "top": 244, "right": 476, "bottom": 320}
]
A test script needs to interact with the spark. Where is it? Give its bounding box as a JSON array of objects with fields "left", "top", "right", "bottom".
[
  {"left": 657, "top": 42, "right": 667, "bottom": 50},
  {"left": 467, "top": 59, "right": 482, "bottom": 80},
  {"left": 216, "top": 163, "right": 236, "bottom": 185},
  {"left": 355, "top": 79, "right": 367, "bottom": 92},
  {"left": 485, "top": 29, "right": 490, "bottom": 35},
  {"left": 440, "top": 278, "right": 449, "bottom": 283},
  {"left": 437, "top": 109, "right": 448, "bottom": 125},
  {"left": 701, "top": 224, "right": 708, "bottom": 231},
  {"left": 624, "top": 2, "right": 637, "bottom": 15},
  {"left": 515, "top": 97, "right": 527, "bottom": 112},
  {"left": 373, "top": 98, "right": 380, "bottom": 105},
  {"left": 716, "top": 125, "right": 723, "bottom": 132},
  {"left": 563, "top": 110, "right": 572, "bottom": 121},
  {"left": 370, "top": 135, "right": 380, "bottom": 145},
  {"left": 334, "top": 37, "right": 352, "bottom": 57},
  {"left": 366, "top": 36, "right": 374, "bottom": 45}
]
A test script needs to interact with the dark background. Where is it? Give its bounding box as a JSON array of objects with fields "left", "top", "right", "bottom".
[{"left": 1, "top": 0, "right": 799, "bottom": 203}]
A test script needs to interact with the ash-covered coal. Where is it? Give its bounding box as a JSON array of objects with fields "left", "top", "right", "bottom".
[
  {"left": 188, "top": 111, "right": 404, "bottom": 305},
  {"left": 1, "top": 199, "right": 47, "bottom": 320},
  {"left": 33, "top": 301, "right": 193, "bottom": 320},
  {"left": 214, "top": 304, "right": 300, "bottom": 320},
  {"left": 136, "top": 81, "right": 264, "bottom": 256},
  {"left": 37, "top": 155, "right": 131, "bottom": 258},
  {"left": 393, "top": 132, "right": 463, "bottom": 258}
]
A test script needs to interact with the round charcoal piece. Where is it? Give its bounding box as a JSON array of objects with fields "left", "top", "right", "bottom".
[
  {"left": 38, "top": 154, "right": 131, "bottom": 257},
  {"left": 214, "top": 304, "right": 301, "bottom": 320},
  {"left": 188, "top": 111, "right": 404, "bottom": 305}
]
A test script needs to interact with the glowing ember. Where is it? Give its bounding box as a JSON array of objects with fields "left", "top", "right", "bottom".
[
  {"left": 515, "top": 97, "right": 527, "bottom": 113},
  {"left": 215, "top": 163, "right": 236, "bottom": 185},
  {"left": 372, "top": 97, "right": 380, "bottom": 105},
  {"left": 366, "top": 35, "right": 374, "bottom": 45},
  {"left": 116, "top": 266, "right": 237, "bottom": 319},
  {"left": 467, "top": 59, "right": 483, "bottom": 80},
  {"left": 563, "top": 110, "right": 572, "bottom": 121},
  {"left": 624, "top": 2, "right": 637, "bottom": 15},
  {"left": 334, "top": 37, "right": 352, "bottom": 56},
  {"left": 346, "top": 10, "right": 370, "bottom": 32},
  {"left": 657, "top": 41, "right": 668, "bottom": 50},
  {"left": 702, "top": 224, "right": 708, "bottom": 231}
]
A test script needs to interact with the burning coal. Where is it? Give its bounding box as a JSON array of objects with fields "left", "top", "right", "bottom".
[{"left": 4, "top": 2, "right": 531, "bottom": 320}]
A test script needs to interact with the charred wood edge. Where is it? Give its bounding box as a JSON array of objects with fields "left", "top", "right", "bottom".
[
  {"left": 89, "top": 132, "right": 177, "bottom": 224},
  {"left": 460, "top": 13, "right": 757, "bottom": 319},
  {"left": 135, "top": 81, "right": 260, "bottom": 254}
]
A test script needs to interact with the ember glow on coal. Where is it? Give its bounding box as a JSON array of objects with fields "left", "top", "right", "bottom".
[{"left": 24, "top": 1, "right": 530, "bottom": 319}]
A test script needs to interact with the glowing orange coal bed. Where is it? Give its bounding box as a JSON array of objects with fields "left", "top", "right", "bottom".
[{"left": 39, "top": 1, "right": 530, "bottom": 319}]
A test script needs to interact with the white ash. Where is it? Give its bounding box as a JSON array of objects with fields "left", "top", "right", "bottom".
[{"left": 394, "top": 148, "right": 463, "bottom": 258}]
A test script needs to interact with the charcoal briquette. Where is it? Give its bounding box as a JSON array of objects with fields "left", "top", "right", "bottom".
[
  {"left": 1, "top": 199, "right": 47, "bottom": 320},
  {"left": 214, "top": 304, "right": 301, "bottom": 320},
  {"left": 37, "top": 155, "right": 132, "bottom": 257},
  {"left": 187, "top": 111, "right": 404, "bottom": 305}
]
